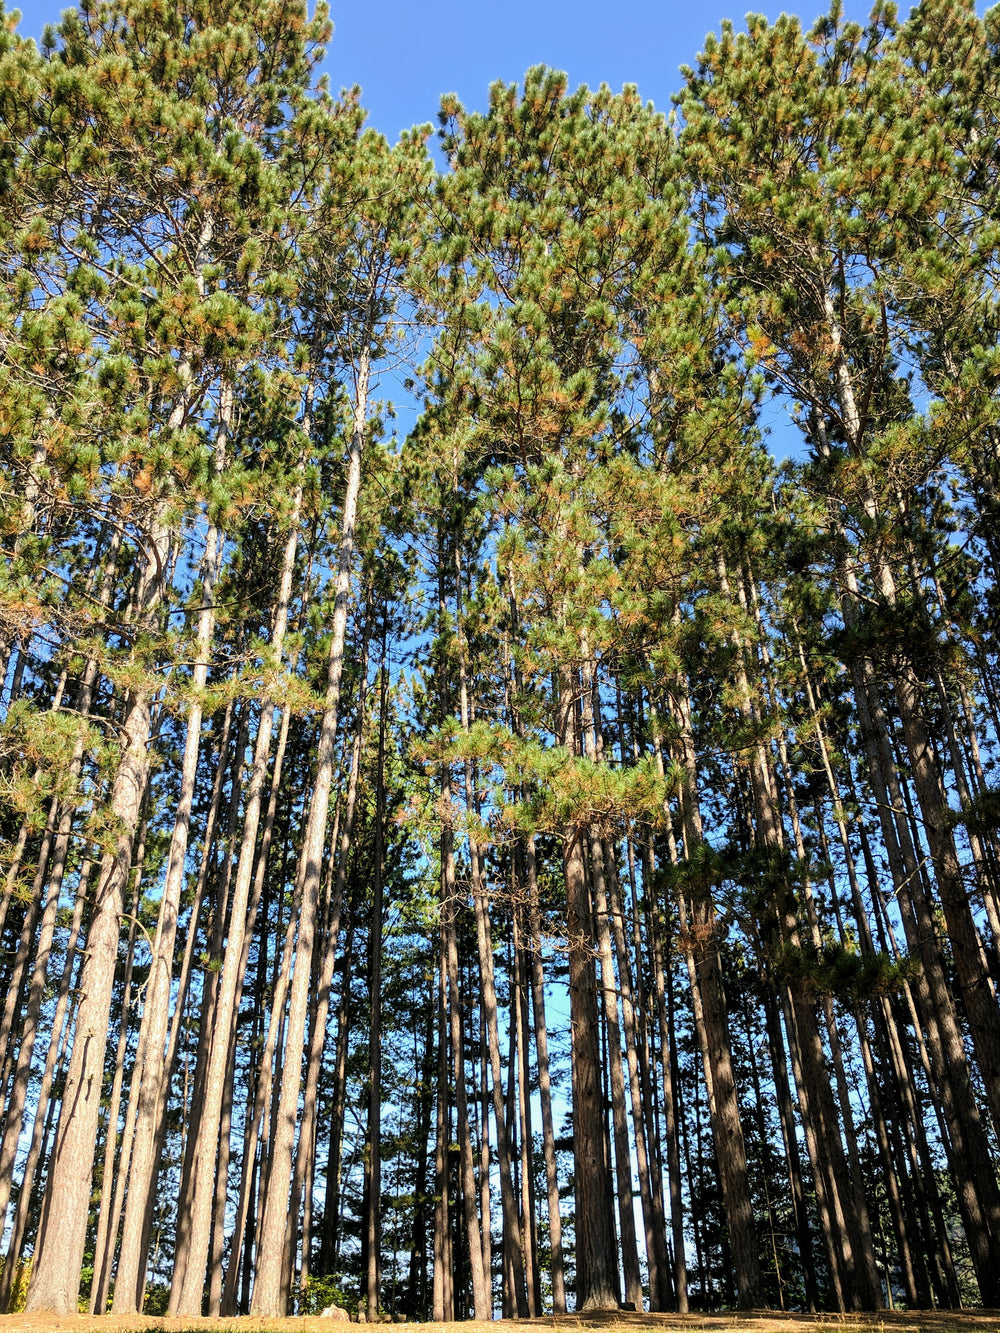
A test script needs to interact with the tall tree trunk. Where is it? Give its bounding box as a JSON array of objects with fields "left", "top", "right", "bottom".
[
  {"left": 26, "top": 518, "right": 168, "bottom": 1315},
  {"left": 759, "top": 986, "right": 818, "bottom": 1311},
  {"left": 217, "top": 700, "right": 293, "bottom": 1313},
  {"left": 451, "top": 529, "right": 526, "bottom": 1316},
  {"left": 407, "top": 973, "right": 436, "bottom": 1317},
  {"left": 113, "top": 399, "right": 229, "bottom": 1310},
  {"left": 89, "top": 826, "right": 148, "bottom": 1314},
  {"left": 251, "top": 343, "right": 370, "bottom": 1318},
  {"left": 0, "top": 851, "right": 89, "bottom": 1312},
  {"left": 658, "top": 689, "right": 762, "bottom": 1309},
  {"left": 846, "top": 616, "right": 1000, "bottom": 1301},
  {"left": 606, "top": 843, "right": 671, "bottom": 1311},
  {"left": 523, "top": 836, "right": 567, "bottom": 1313},
  {"left": 546, "top": 636, "right": 618, "bottom": 1313},
  {"left": 590, "top": 841, "right": 643, "bottom": 1308},
  {"left": 317, "top": 911, "right": 356, "bottom": 1284},
  {"left": 562, "top": 783, "right": 619, "bottom": 1305},
  {"left": 169, "top": 472, "right": 304, "bottom": 1316},
  {"left": 441, "top": 814, "right": 490, "bottom": 1318},
  {"left": 432, "top": 914, "right": 454, "bottom": 1323},
  {"left": 291, "top": 635, "right": 370, "bottom": 1309},
  {"left": 365, "top": 646, "right": 389, "bottom": 1320},
  {"left": 512, "top": 910, "right": 541, "bottom": 1317},
  {"left": 577, "top": 653, "right": 642, "bottom": 1308},
  {"left": 504, "top": 597, "right": 567, "bottom": 1315}
]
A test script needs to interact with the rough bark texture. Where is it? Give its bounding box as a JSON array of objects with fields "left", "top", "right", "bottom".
[
  {"left": 25, "top": 690, "right": 153, "bottom": 1314},
  {"left": 564, "top": 820, "right": 620, "bottom": 1312}
]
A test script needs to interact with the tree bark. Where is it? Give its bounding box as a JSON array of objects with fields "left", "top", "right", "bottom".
[
  {"left": 523, "top": 837, "right": 567, "bottom": 1313},
  {"left": 364, "top": 648, "right": 389, "bottom": 1320},
  {"left": 0, "top": 851, "right": 89, "bottom": 1312},
  {"left": 251, "top": 344, "right": 370, "bottom": 1317},
  {"left": 169, "top": 473, "right": 303, "bottom": 1316},
  {"left": 26, "top": 519, "right": 167, "bottom": 1315}
]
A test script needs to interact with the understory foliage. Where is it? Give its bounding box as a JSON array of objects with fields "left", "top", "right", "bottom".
[{"left": 2, "top": 0, "right": 1000, "bottom": 1318}]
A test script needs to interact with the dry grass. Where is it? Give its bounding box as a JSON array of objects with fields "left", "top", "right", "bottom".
[{"left": 1, "top": 1309, "right": 998, "bottom": 1333}]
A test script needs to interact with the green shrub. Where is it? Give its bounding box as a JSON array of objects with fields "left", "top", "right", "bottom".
[
  {"left": 0, "top": 1257, "right": 30, "bottom": 1312},
  {"left": 301, "top": 1272, "right": 356, "bottom": 1317}
]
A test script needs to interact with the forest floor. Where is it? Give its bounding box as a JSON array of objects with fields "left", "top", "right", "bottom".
[{"left": 1, "top": 1309, "right": 998, "bottom": 1333}]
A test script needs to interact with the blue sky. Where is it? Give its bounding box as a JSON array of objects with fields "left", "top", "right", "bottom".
[
  {"left": 16, "top": 0, "right": 879, "bottom": 142},
  {"left": 9, "top": 0, "right": 960, "bottom": 460}
]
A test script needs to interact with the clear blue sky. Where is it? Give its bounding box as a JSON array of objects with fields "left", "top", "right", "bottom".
[{"left": 15, "top": 0, "right": 880, "bottom": 142}]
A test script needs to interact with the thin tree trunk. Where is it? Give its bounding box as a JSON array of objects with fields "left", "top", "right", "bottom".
[
  {"left": 0, "top": 648, "right": 90, "bottom": 1093},
  {"left": 0, "top": 780, "right": 89, "bottom": 1233},
  {"left": 0, "top": 851, "right": 90, "bottom": 1312},
  {"left": 590, "top": 843, "right": 643, "bottom": 1308},
  {"left": 113, "top": 391, "right": 230, "bottom": 1312},
  {"left": 451, "top": 532, "right": 527, "bottom": 1317},
  {"left": 218, "top": 700, "right": 294, "bottom": 1313},
  {"left": 607, "top": 843, "right": 671, "bottom": 1310},
  {"left": 89, "top": 824, "right": 148, "bottom": 1314},
  {"left": 504, "top": 596, "right": 567, "bottom": 1315},
  {"left": 657, "top": 690, "right": 762, "bottom": 1309},
  {"left": 251, "top": 343, "right": 370, "bottom": 1318},
  {"left": 169, "top": 471, "right": 304, "bottom": 1316},
  {"left": 364, "top": 646, "right": 389, "bottom": 1320},
  {"left": 317, "top": 913, "right": 356, "bottom": 1284},
  {"left": 432, "top": 917, "right": 453, "bottom": 1323},
  {"left": 523, "top": 837, "right": 567, "bottom": 1313},
  {"left": 291, "top": 633, "right": 370, "bottom": 1309},
  {"left": 441, "top": 815, "right": 490, "bottom": 1318},
  {"left": 512, "top": 910, "right": 541, "bottom": 1316},
  {"left": 636, "top": 799, "right": 688, "bottom": 1316},
  {"left": 407, "top": 981, "right": 435, "bottom": 1318}
]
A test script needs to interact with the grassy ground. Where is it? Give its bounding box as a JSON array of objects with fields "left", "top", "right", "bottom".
[{"left": 1, "top": 1308, "right": 998, "bottom": 1333}]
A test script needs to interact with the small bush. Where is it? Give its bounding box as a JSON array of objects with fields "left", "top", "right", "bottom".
[
  {"left": 301, "top": 1272, "right": 356, "bottom": 1317},
  {"left": 0, "top": 1256, "right": 31, "bottom": 1313},
  {"left": 143, "top": 1280, "right": 170, "bottom": 1315}
]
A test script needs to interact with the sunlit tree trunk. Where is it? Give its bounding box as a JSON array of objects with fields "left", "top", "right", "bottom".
[
  {"left": 114, "top": 394, "right": 229, "bottom": 1311},
  {"left": 170, "top": 476, "right": 304, "bottom": 1316},
  {"left": 27, "top": 519, "right": 169, "bottom": 1315}
]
